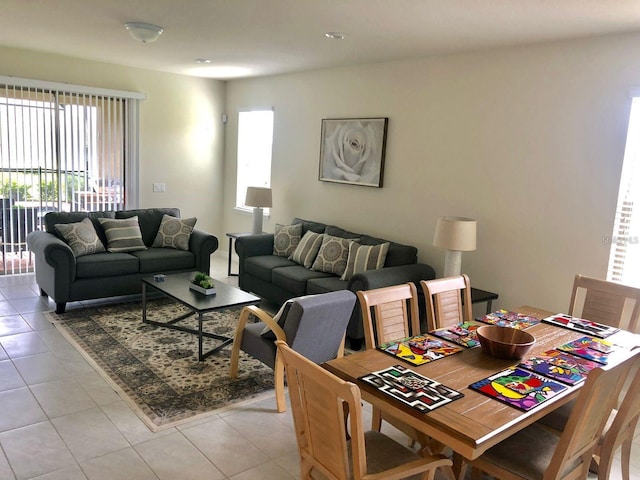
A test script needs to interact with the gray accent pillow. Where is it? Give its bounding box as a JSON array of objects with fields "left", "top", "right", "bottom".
[
  {"left": 151, "top": 214, "right": 197, "bottom": 250},
  {"left": 273, "top": 223, "right": 302, "bottom": 257},
  {"left": 98, "top": 216, "right": 147, "bottom": 253},
  {"left": 312, "top": 234, "right": 359, "bottom": 277},
  {"left": 340, "top": 241, "right": 390, "bottom": 281},
  {"left": 289, "top": 230, "right": 323, "bottom": 268},
  {"left": 54, "top": 217, "right": 106, "bottom": 257}
]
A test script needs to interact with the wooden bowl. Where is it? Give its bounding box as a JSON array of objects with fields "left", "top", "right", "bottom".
[{"left": 476, "top": 325, "right": 535, "bottom": 359}]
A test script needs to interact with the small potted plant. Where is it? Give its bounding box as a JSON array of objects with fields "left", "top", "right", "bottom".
[{"left": 189, "top": 272, "right": 216, "bottom": 295}]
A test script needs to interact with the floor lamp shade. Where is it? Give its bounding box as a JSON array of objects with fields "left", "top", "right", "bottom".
[
  {"left": 433, "top": 216, "right": 477, "bottom": 277},
  {"left": 245, "top": 187, "right": 272, "bottom": 234}
]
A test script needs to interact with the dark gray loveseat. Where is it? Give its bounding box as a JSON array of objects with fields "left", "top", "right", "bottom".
[
  {"left": 27, "top": 208, "right": 218, "bottom": 314},
  {"left": 235, "top": 217, "right": 435, "bottom": 346}
]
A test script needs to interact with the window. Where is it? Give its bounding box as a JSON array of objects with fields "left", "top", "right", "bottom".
[
  {"left": 607, "top": 96, "right": 640, "bottom": 287},
  {"left": 0, "top": 76, "right": 142, "bottom": 274},
  {"left": 236, "top": 109, "right": 273, "bottom": 212}
]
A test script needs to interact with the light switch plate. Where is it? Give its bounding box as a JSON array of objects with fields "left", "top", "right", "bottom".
[{"left": 153, "top": 183, "right": 166, "bottom": 192}]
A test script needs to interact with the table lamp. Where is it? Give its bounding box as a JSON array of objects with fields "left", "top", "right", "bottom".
[
  {"left": 433, "top": 216, "right": 477, "bottom": 277},
  {"left": 245, "top": 186, "right": 272, "bottom": 234}
]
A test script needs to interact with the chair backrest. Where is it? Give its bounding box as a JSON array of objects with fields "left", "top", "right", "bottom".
[
  {"left": 545, "top": 349, "right": 640, "bottom": 480},
  {"left": 285, "top": 290, "right": 357, "bottom": 363},
  {"left": 598, "top": 348, "right": 640, "bottom": 472},
  {"left": 420, "top": 274, "right": 472, "bottom": 332},
  {"left": 275, "top": 340, "right": 370, "bottom": 480},
  {"left": 357, "top": 283, "right": 420, "bottom": 350},
  {"left": 569, "top": 274, "right": 640, "bottom": 333}
]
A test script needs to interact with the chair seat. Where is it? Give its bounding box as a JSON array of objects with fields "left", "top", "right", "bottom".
[
  {"left": 479, "top": 424, "right": 579, "bottom": 480},
  {"left": 356, "top": 431, "right": 428, "bottom": 480}
]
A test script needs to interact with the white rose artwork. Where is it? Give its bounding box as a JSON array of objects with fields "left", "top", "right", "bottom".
[{"left": 319, "top": 118, "right": 388, "bottom": 187}]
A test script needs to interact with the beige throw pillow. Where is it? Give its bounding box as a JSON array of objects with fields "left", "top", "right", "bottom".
[
  {"left": 311, "top": 234, "right": 359, "bottom": 277},
  {"left": 289, "top": 230, "right": 324, "bottom": 268},
  {"left": 98, "top": 217, "right": 147, "bottom": 253},
  {"left": 54, "top": 217, "right": 106, "bottom": 257},
  {"left": 151, "top": 214, "right": 197, "bottom": 251},
  {"left": 273, "top": 223, "right": 302, "bottom": 257},
  {"left": 340, "top": 242, "right": 390, "bottom": 281}
]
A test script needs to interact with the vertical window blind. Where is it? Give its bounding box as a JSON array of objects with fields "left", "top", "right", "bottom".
[
  {"left": 607, "top": 96, "right": 640, "bottom": 288},
  {"left": 0, "top": 76, "right": 143, "bottom": 274}
]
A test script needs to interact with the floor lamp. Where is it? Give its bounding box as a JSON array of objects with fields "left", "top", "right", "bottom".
[
  {"left": 245, "top": 187, "right": 272, "bottom": 234},
  {"left": 433, "top": 216, "right": 477, "bottom": 277}
]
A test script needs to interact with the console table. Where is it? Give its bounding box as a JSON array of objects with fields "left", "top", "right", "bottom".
[{"left": 470, "top": 287, "right": 499, "bottom": 314}]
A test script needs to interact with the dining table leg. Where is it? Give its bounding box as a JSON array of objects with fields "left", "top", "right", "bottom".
[{"left": 452, "top": 453, "right": 468, "bottom": 480}]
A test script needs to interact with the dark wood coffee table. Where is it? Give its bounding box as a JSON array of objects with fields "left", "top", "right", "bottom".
[{"left": 142, "top": 272, "right": 260, "bottom": 361}]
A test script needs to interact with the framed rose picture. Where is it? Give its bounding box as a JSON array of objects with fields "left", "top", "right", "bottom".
[{"left": 318, "top": 117, "right": 388, "bottom": 187}]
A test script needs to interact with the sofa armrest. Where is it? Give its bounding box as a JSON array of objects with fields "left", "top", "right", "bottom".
[
  {"left": 189, "top": 229, "right": 219, "bottom": 274},
  {"left": 235, "top": 233, "right": 274, "bottom": 258},
  {"left": 347, "top": 263, "right": 436, "bottom": 292},
  {"left": 27, "top": 230, "right": 77, "bottom": 284}
]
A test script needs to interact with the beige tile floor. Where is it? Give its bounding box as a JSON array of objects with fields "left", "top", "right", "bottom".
[{"left": 0, "top": 252, "right": 637, "bottom": 479}]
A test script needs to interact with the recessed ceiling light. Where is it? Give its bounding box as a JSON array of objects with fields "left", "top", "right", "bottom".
[
  {"left": 324, "top": 32, "right": 345, "bottom": 40},
  {"left": 195, "top": 59, "right": 211, "bottom": 64}
]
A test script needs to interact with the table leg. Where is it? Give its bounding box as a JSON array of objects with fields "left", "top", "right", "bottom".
[
  {"left": 227, "top": 237, "right": 233, "bottom": 276},
  {"left": 452, "top": 453, "right": 469, "bottom": 480},
  {"left": 486, "top": 299, "right": 493, "bottom": 314},
  {"left": 198, "top": 312, "right": 204, "bottom": 361},
  {"left": 142, "top": 283, "right": 147, "bottom": 322}
]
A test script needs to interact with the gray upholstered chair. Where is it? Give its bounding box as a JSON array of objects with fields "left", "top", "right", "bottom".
[{"left": 229, "top": 290, "right": 357, "bottom": 412}]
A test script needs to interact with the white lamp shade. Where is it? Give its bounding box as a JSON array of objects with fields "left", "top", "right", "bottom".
[
  {"left": 433, "top": 216, "right": 477, "bottom": 252},
  {"left": 245, "top": 187, "right": 272, "bottom": 208}
]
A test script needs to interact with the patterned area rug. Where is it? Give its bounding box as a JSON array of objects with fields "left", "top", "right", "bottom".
[{"left": 45, "top": 298, "right": 275, "bottom": 431}]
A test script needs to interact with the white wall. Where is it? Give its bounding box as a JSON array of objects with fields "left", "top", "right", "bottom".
[
  {"left": 0, "top": 46, "right": 227, "bottom": 240},
  {"left": 224, "top": 32, "right": 640, "bottom": 314}
]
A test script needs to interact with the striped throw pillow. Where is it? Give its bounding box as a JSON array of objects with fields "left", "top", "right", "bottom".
[
  {"left": 289, "top": 230, "right": 323, "bottom": 268},
  {"left": 98, "top": 216, "right": 147, "bottom": 253},
  {"left": 340, "top": 242, "right": 390, "bottom": 281}
]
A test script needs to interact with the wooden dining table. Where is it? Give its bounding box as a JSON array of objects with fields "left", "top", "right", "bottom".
[{"left": 323, "top": 306, "right": 640, "bottom": 479}]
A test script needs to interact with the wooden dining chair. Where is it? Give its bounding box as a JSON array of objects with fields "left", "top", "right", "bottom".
[
  {"left": 229, "top": 290, "right": 356, "bottom": 412},
  {"left": 420, "top": 274, "right": 472, "bottom": 332},
  {"left": 569, "top": 274, "right": 640, "bottom": 333},
  {"left": 356, "top": 283, "right": 427, "bottom": 443},
  {"left": 469, "top": 348, "right": 640, "bottom": 480},
  {"left": 275, "top": 340, "right": 456, "bottom": 480},
  {"left": 537, "top": 348, "right": 640, "bottom": 480}
]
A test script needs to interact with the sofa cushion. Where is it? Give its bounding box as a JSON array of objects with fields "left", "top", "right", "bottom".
[
  {"left": 45, "top": 210, "right": 116, "bottom": 246},
  {"left": 273, "top": 223, "right": 302, "bottom": 257},
  {"left": 129, "top": 248, "right": 195, "bottom": 273},
  {"left": 306, "top": 276, "right": 348, "bottom": 295},
  {"left": 75, "top": 252, "right": 139, "bottom": 279},
  {"left": 340, "top": 241, "right": 390, "bottom": 281},
  {"left": 245, "top": 255, "right": 296, "bottom": 283},
  {"left": 289, "top": 230, "right": 323, "bottom": 268},
  {"left": 99, "top": 217, "right": 147, "bottom": 253},
  {"left": 55, "top": 217, "right": 106, "bottom": 257},
  {"left": 291, "top": 218, "right": 327, "bottom": 236},
  {"left": 272, "top": 265, "right": 333, "bottom": 296},
  {"left": 116, "top": 208, "right": 180, "bottom": 246},
  {"left": 151, "top": 214, "right": 196, "bottom": 251},
  {"left": 311, "top": 234, "right": 358, "bottom": 277}
]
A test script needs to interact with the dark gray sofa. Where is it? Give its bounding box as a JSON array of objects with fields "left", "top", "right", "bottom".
[
  {"left": 27, "top": 208, "right": 218, "bottom": 314},
  {"left": 235, "top": 217, "right": 435, "bottom": 346}
]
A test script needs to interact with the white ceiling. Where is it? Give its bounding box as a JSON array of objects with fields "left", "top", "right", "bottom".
[{"left": 2, "top": 0, "right": 640, "bottom": 80}]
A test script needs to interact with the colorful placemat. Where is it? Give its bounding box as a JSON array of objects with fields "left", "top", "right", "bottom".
[
  {"left": 542, "top": 313, "right": 619, "bottom": 338},
  {"left": 377, "top": 335, "right": 463, "bottom": 366},
  {"left": 518, "top": 349, "right": 599, "bottom": 386},
  {"left": 429, "top": 321, "right": 481, "bottom": 348},
  {"left": 359, "top": 364, "right": 464, "bottom": 413},
  {"left": 469, "top": 367, "right": 568, "bottom": 411},
  {"left": 556, "top": 336, "right": 615, "bottom": 364},
  {"left": 476, "top": 309, "right": 541, "bottom": 330}
]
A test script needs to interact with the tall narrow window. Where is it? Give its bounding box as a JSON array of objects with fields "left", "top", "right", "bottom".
[
  {"left": 0, "top": 76, "right": 142, "bottom": 274},
  {"left": 236, "top": 109, "right": 273, "bottom": 212},
  {"left": 607, "top": 97, "right": 640, "bottom": 287}
]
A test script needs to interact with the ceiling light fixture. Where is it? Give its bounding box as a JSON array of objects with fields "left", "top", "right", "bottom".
[
  {"left": 124, "top": 22, "right": 164, "bottom": 43},
  {"left": 324, "top": 32, "right": 346, "bottom": 40},
  {"left": 195, "top": 59, "right": 211, "bottom": 64}
]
